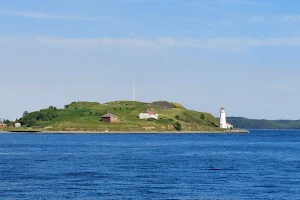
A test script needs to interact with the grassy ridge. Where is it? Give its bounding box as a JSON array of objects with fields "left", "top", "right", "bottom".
[{"left": 16, "top": 101, "right": 222, "bottom": 132}]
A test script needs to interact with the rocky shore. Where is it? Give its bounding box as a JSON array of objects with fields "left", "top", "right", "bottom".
[{"left": 224, "top": 129, "right": 250, "bottom": 133}]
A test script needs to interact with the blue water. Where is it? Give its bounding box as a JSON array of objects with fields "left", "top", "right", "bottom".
[{"left": 0, "top": 130, "right": 300, "bottom": 199}]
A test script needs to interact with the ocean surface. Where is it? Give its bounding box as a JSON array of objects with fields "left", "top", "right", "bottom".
[{"left": 0, "top": 130, "right": 300, "bottom": 200}]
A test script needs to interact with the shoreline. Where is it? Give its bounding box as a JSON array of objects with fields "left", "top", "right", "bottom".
[{"left": 0, "top": 129, "right": 250, "bottom": 134}]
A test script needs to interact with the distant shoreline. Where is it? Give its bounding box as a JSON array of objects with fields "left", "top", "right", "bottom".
[{"left": 0, "top": 130, "right": 250, "bottom": 134}]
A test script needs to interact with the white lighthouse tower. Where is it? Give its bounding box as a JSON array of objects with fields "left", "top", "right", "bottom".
[{"left": 219, "top": 107, "right": 227, "bottom": 129}]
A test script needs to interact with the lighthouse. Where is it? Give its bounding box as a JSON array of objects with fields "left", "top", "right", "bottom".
[{"left": 219, "top": 107, "right": 227, "bottom": 128}]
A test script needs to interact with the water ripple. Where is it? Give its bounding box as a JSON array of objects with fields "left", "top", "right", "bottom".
[{"left": 0, "top": 130, "right": 299, "bottom": 199}]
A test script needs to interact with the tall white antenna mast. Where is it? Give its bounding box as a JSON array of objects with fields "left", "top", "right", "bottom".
[{"left": 132, "top": 80, "right": 135, "bottom": 101}]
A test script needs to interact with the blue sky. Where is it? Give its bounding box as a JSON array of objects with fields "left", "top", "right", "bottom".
[{"left": 1, "top": 0, "right": 300, "bottom": 120}]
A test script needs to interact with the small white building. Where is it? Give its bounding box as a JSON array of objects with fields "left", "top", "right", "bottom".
[
  {"left": 226, "top": 122, "right": 233, "bottom": 129},
  {"left": 139, "top": 111, "right": 158, "bottom": 120},
  {"left": 14, "top": 123, "right": 21, "bottom": 128}
]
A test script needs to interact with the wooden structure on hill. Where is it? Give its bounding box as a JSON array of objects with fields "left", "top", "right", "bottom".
[
  {"left": 101, "top": 112, "right": 120, "bottom": 123},
  {"left": 0, "top": 123, "right": 7, "bottom": 129}
]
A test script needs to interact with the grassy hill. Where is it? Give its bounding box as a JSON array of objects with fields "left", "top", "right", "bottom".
[{"left": 14, "top": 101, "right": 222, "bottom": 132}]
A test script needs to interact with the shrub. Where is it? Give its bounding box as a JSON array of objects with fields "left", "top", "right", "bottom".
[
  {"left": 200, "top": 114, "right": 205, "bottom": 120},
  {"left": 174, "top": 122, "right": 182, "bottom": 131},
  {"left": 212, "top": 122, "right": 218, "bottom": 127},
  {"left": 175, "top": 115, "right": 180, "bottom": 120},
  {"left": 48, "top": 106, "right": 58, "bottom": 111}
]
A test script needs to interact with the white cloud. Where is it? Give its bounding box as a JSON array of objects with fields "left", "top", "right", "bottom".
[
  {"left": 282, "top": 15, "right": 300, "bottom": 21},
  {"left": 36, "top": 37, "right": 155, "bottom": 47},
  {"left": 189, "top": 2, "right": 215, "bottom": 11},
  {"left": 219, "top": 20, "right": 235, "bottom": 26},
  {"left": 0, "top": 10, "right": 114, "bottom": 21},
  {"left": 171, "top": 17, "right": 200, "bottom": 22},
  {"left": 271, "top": 84, "right": 293, "bottom": 91},
  {"left": 250, "top": 16, "right": 269, "bottom": 23},
  {"left": 250, "top": 14, "right": 300, "bottom": 23},
  {"left": 218, "top": 0, "right": 264, "bottom": 5},
  {"left": 36, "top": 36, "right": 300, "bottom": 50},
  {"left": 188, "top": 0, "right": 265, "bottom": 12}
]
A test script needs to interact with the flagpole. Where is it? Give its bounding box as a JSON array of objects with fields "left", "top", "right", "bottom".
[{"left": 132, "top": 80, "right": 135, "bottom": 101}]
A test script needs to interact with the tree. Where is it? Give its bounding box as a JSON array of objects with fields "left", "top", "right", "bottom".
[
  {"left": 48, "top": 106, "right": 57, "bottom": 111},
  {"left": 174, "top": 122, "right": 182, "bottom": 131},
  {"left": 27, "top": 118, "right": 37, "bottom": 127},
  {"left": 2, "top": 119, "right": 14, "bottom": 126},
  {"left": 200, "top": 114, "right": 205, "bottom": 120},
  {"left": 23, "top": 111, "right": 29, "bottom": 117}
]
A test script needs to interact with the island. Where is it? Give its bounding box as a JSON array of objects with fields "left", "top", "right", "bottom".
[{"left": 1, "top": 101, "right": 249, "bottom": 133}]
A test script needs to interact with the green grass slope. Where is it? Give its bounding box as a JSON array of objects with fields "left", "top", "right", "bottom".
[{"left": 16, "top": 101, "right": 222, "bottom": 132}]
